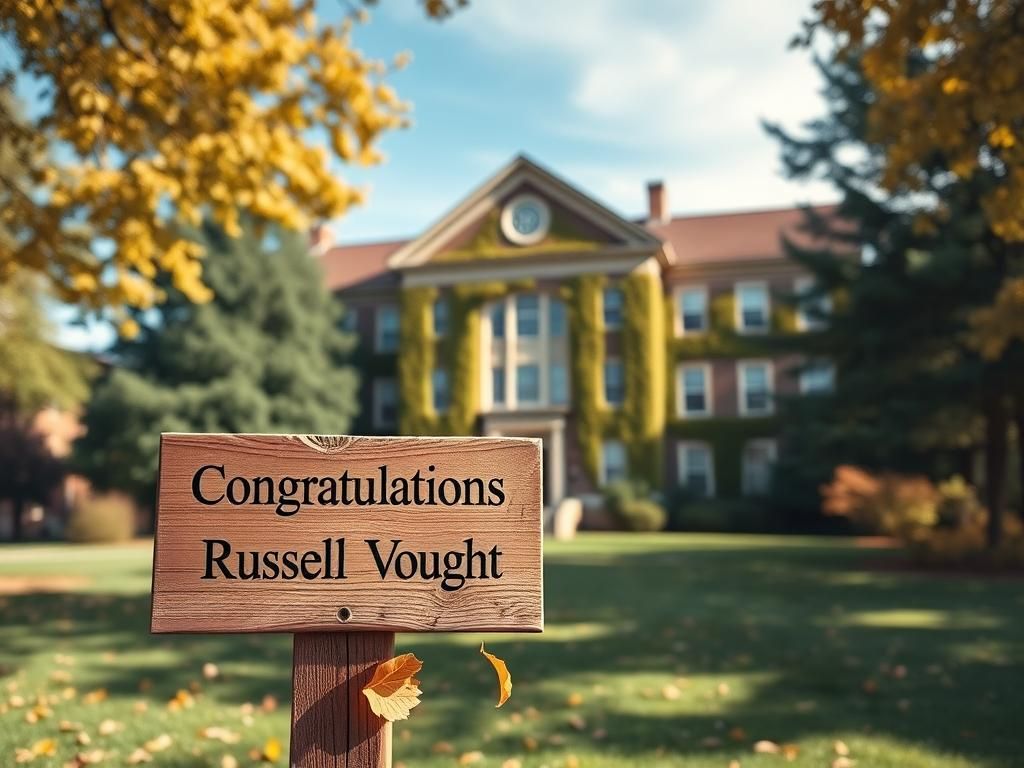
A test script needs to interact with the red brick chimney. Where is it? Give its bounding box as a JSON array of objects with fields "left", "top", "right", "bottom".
[
  {"left": 647, "top": 180, "right": 668, "bottom": 225},
  {"left": 308, "top": 223, "right": 334, "bottom": 256}
]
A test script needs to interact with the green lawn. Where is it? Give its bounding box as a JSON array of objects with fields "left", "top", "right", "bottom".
[{"left": 1, "top": 534, "right": 1022, "bottom": 767}]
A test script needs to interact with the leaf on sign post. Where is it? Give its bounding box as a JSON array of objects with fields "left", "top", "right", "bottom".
[
  {"left": 479, "top": 643, "right": 512, "bottom": 708},
  {"left": 362, "top": 653, "right": 423, "bottom": 722}
]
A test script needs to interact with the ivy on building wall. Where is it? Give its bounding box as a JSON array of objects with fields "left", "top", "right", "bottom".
[
  {"left": 666, "top": 416, "right": 779, "bottom": 497},
  {"left": 562, "top": 275, "right": 605, "bottom": 481},
  {"left": 563, "top": 270, "right": 667, "bottom": 488},
  {"left": 436, "top": 208, "right": 603, "bottom": 263},
  {"left": 621, "top": 270, "right": 667, "bottom": 487},
  {"left": 668, "top": 291, "right": 800, "bottom": 361},
  {"left": 398, "top": 280, "right": 534, "bottom": 436}
]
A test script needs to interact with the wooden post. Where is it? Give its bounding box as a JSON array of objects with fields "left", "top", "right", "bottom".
[
  {"left": 151, "top": 434, "right": 544, "bottom": 768},
  {"left": 290, "top": 631, "right": 395, "bottom": 768}
]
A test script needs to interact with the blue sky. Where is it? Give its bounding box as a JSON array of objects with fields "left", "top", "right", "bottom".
[
  {"left": 319, "top": 0, "right": 835, "bottom": 244},
  {"left": 51, "top": 0, "right": 835, "bottom": 348}
]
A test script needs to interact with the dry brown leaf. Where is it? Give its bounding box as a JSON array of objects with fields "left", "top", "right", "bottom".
[
  {"left": 479, "top": 643, "right": 512, "bottom": 708},
  {"left": 126, "top": 748, "right": 153, "bottom": 764},
  {"left": 362, "top": 653, "right": 423, "bottom": 722}
]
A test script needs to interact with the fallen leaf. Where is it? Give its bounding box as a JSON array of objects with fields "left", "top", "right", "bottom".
[
  {"left": 220, "top": 757, "right": 239, "bottom": 768},
  {"left": 431, "top": 741, "right": 454, "bottom": 754},
  {"left": 125, "top": 748, "right": 153, "bottom": 765},
  {"left": 781, "top": 743, "right": 800, "bottom": 761},
  {"left": 200, "top": 726, "right": 241, "bottom": 744},
  {"left": 753, "top": 740, "right": 780, "bottom": 754},
  {"left": 32, "top": 739, "right": 57, "bottom": 757},
  {"left": 501, "top": 760, "right": 522, "bottom": 768},
  {"left": 832, "top": 758, "right": 856, "bottom": 768},
  {"left": 458, "top": 751, "right": 484, "bottom": 765},
  {"left": 566, "top": 692, "right": 584, "bottom": 708},
  {"left": 97, "top": 719, "right": 122, "bottom": 736},
  {"left": 479, "top": 643, "right": 512, "bottom": 708},
  {"left": 261, "top": 737, "right": 282, "bottom": 762},
  {"left": 144, "top": 734, "right": 173, "bottom": 753},
  {"left": 203, "top": 663, "right": 220, "bottom": 680},
  {"left": 362, "top": 654, "right": 423, "bottom": 722},
  {"left": 834, "top": 740, "right": 850, "bottom": 756}
]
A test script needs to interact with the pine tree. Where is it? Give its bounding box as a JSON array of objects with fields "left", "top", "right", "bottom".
[
  {"left": 765, "top": 55, "right": 1016, "bottom": 545},
  {"left": 74, "top": 220, "right": 358, "bottom": 512}
]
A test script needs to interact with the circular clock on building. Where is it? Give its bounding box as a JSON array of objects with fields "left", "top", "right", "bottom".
[{"left": 500, "top": 194, "right": 551, "bottom": 246}]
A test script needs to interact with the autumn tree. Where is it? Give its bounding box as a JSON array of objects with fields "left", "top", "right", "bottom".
[
  {"left": 0, "top": 0, "right": 460, "bottom": 330},
  {"left": 797, "top": 2, "right": 1024, "bottom": 355},
  {"left": 74, "top": 219, "right": 358, "bottom": 510},
  {"left": 773, "top": 21, "right": 1024, "bottom": 545}
]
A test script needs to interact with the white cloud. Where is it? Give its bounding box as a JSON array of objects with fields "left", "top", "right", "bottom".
[{"left": 448, "top": 0, "right": 836, "bottom": 215}]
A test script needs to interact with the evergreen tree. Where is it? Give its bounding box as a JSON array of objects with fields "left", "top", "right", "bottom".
[
  {"left": 75, "top": 220, "right": 358, "bottom": 510},
  {"left": 766, "top": 55, "right": 1017, "bottom": 544}
]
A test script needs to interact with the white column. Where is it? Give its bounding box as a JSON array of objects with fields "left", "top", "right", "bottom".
[{"left": 549, "top": 420, "right": 565, "bottom": 506}]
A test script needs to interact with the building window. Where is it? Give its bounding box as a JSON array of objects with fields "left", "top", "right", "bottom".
[
  {"left": 433, "top": 298, "right": 449, "bottom": 338},
  {"left": 549, "top": 297, "right": 566, "bottom": 336},
  {"left": 375, "top": 305, "right": 399, "bottom": 353},
  {"left": 516, "top": 364, "right": 541, "bottom": 403},
  {"left": 492, "top": 366, "right": 506, "bottom": 405},
  {"left": 604, "top": 359, "right": 625, "bottom": 406},
  {"left": 516, "top": 294, "right": 540, "bottom": 337},
  {"left": 490, "top": 303, "right": 506, "bottom": 339},
  {"left": 735, "top": 282, "right": 770, "bottom": 333},
  {"left": 432, "top": 369, "right": 449, "bottom": 413},
  {"left": 738, "top": 360, "right": 774, "bottom": 415},
  {"left": 600, "top": 439, "right": 628, "bottom": 486},
  {"left": 677, "top": 363, "right": 711, "bottom": 417},
  {"left": 678, "top": 287, "right": 708, "bottom": 335},
  {"left": 800, "top": 361, "right": 835, "bottom": 394},
  {"left": 340, "top": 307, "right": 358, "bottom": 333},
  {"left": 742, "top": 439, "right": 777, "bottom": 496},
  {"left": 550, "top": 363, "right": 568, "bottom": 405},
  {"left": 372, "top": 378, "right": 398, "bottom": 431},
  {"left": 677, "top": 442, "right": 714, "bottom": 498},
  {"left": 795, "top": 277, "right": 832, "bottom": 331},
  {"left": 603, "top": 287, "right": 624, "bottom": 330}
]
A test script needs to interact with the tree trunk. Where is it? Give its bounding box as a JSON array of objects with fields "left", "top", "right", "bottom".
[
  {"left": 1015, "top": 394, "right": 1024, "bottom": 522},
  {"left": 11, "top": 495, "right": 24, "bottom": 542},
  {"left": 984, "top": 396, "right": 1008, "bottom": 549}
]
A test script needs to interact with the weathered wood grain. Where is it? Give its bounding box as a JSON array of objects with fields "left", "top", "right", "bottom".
[
  {"left": 151, "top": 434, "right": 543, "bottom": 633},
  {"left": 290, "top": 631, "right": 394, "bottom": 768}
]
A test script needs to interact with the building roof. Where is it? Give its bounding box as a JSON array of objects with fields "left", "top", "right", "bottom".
[
  {"left": 320, "top": 238, "right": 406, "bottom": 291},
  {"left": 321, "top": 204, "right": 838, "bottom": 292},
  {"left": 647, "top": 204, "right": 839, "bottom": 266}
]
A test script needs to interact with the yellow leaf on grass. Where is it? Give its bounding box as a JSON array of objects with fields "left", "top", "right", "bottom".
[
  {"left": 32, "top": 739, "right": 57, "bottom": 756},
  {"left": 479, "top": 643, "right": 512, "bottom": 708},
  {"left": 362, "top": 654, "right": 423, "bottom": 722},
  {"left": 262, "top": 737, "right": 283, "bottom": 762},
  {"left": 144, "top": 734, "right": 173, "bottom": 753}
]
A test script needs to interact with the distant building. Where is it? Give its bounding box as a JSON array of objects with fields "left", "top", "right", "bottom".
[{"left": 323, "top": 156, "right": 835, "bottom": 518}]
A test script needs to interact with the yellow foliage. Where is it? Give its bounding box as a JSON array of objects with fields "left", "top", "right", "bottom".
[
  {"left": 802, "top": 1, "right": 1024, "bottom": 354},
  {"left": 0, "top": 0, "right": 413, "bottom": 326}
]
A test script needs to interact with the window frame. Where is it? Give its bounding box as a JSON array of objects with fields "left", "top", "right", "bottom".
[
  {"left": 794, "top": 276, "right": 831, "bottom": 332},
  {"left": 799, "top": 360, "right": 836, "bottom": 395},
  {"left": 734, "top": 281, "right": 771, "bottom": 334},
  {"left": 676, "top": 362, "right": 713, "bottom": 418},
  {"left": 431, "top": 368, "right": 449, "bottom": 414},
  {"left": 741, "top": 438, "right": 778, "bottom": 496},
  {"left": 737, "top": 359, "right": 775, "bottom": 416},
  {"left": 432, "top": 297, "right": 449, "bottom": 338},
  {"left": 675, "top": 285, "right": 709, "bottom": 337},
  {"left": 602, "top": 286, "right": 624, "bottom": 331},
  {"left": 599, "top": 439, "right": 628, "bottom": 486},
  {"left": 516, "top": 363, "right": 542, "bottom": 404},
  {"left": 515, "top": 294, "right": 541, "bottom": 338},
  {"left": 676, "top": 440, "right": 715, "bottom": 498},
  {"left": 372, "top": 377, "right": 398, "bottom": 431},
  {"left": 374, "top": 304, "right": 399, "bottom": 353},
  {"left": 603, "top": 357, "right": 626, "bottom": 407}
]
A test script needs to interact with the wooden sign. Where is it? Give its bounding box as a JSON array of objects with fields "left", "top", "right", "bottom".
[{"left": 152, "top": 433, "right": 544, "bottom": 634}]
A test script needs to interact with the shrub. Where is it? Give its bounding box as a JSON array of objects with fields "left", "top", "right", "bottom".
[
  {"left": 672, "top": 498, "right": 773, "bottom": 533},
  {"left": 603, "top": 481, "right": 666, "bottom": 532},
  {"left": 821, "top": 465, "right": 938, "bottom": 539},
  {"left": 66, "top": 493, "right": 136, "bottom": 543}
]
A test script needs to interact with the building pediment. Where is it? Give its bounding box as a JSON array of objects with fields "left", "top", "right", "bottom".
[{"left": 387, "top": 155, "right": 670, "bottom": 271}]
